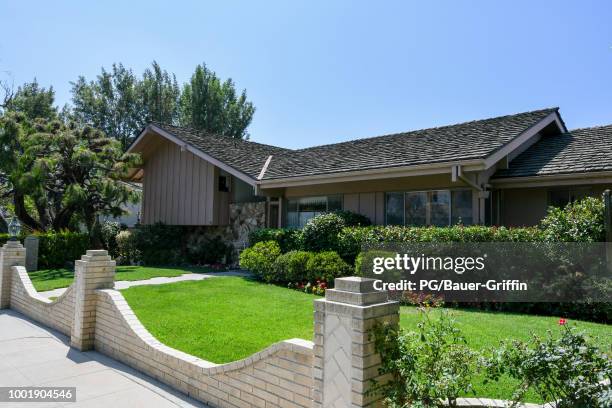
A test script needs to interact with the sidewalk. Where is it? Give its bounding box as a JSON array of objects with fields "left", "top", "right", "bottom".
[
  {"left": 0, "top": 309, "right": 205, "bottom": 407},
  {"left": 40, "top": 270, "right": 249, "bottom": 298}
]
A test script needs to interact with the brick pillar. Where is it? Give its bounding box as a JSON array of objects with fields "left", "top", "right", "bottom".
[
  {"left": 0, "top": 241, "right": 26, "bottom": 309},
  {"left": 313, "top": 277, "right": 399, "bottom": 408},
  {"left": 70, "top": 250, "right": 115, "bottom": 351}
]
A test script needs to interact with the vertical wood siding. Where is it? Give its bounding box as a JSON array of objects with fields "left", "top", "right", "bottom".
[{"left": 142, "top": 139, "right": 225, "bottom": 225}]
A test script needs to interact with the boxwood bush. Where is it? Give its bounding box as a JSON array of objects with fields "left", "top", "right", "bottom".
[
  {"left": 239, "top": 240, "right": 281, "bottom": 282},
  {"left": 272, "top": 250, "right": 313, "bottom": 283},
  {"left": 306, "top": 251, "right": 352, "bottom": 283}
]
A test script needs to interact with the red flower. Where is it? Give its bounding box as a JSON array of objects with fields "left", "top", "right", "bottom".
[{"left": 558, "top": 318, "right": 567, "bottom": 325}]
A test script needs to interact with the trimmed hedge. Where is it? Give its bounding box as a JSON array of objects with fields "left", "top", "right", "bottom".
[
  {"left": 252, "top": 225, "right": 545, "bottom": 265},
  {"left": 249, "top": 197, "right": 607, "bottom": 265},
  {"left": 0, "top": 231, "right": 90, "bottom": 269},
  {"left": 338, "top": 225, "right": 545, "bottom": 264}
]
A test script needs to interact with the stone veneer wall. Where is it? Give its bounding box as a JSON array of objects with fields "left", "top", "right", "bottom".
[
  {"left": 9, "top": 265, "right": 75, "bottom": 336},
  {"left": 185, "top": 201, "right": 267, "bottom": 265},
  {"left": 95, "top": 289, "right": 314, "bottom": 408}
]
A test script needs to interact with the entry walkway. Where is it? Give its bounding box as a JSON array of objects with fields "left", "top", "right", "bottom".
[
  {"left": 40, "top": 270, "right": 249, "bottom": 298},
  {"left": 0, "top": 309, "right": 205, "bottom": 407}
]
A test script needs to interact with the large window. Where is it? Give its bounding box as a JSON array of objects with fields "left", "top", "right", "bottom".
[
  {"left": 405, "top": 192, "right": 428, "bottom": 226},
  {"left": 286, "top": 195, "right": 343, "bottom": 227},
  {"left": 548, "top": 188, "right": 591, "bottom": 209},
  {"left": 386, "top": 189, "right": 473, "bottom": 226}
]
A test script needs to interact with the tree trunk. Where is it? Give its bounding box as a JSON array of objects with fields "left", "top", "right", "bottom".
[
  {"left": 52, "top": 206, "right": 76, "bottom": 231},
  {"left": 13, "top": 194, "right": 44, "bottom": 231}
]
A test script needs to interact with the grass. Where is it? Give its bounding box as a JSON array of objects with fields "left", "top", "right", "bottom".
[
  {"left": 29, "top": 265, "right": 219, "bottom": 292},
  {"left": 122, "top": 277, "right": 316, "bottom": 364},
  {"left": 122, "top": 277, "right": 612, "bottom": 402}
]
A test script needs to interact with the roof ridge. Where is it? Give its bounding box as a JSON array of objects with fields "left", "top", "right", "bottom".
[
  {"left": 291, "top": 107, "right": 559, "bottom": 152},
  {"left": 567, "top": 123, "right": 612, "bottom": 132},
  {"left": 150, "top": 122, "right": 292, "bottom": 151}
]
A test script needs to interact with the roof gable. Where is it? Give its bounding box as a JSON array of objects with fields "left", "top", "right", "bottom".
[{"left": 493, "top": 124, "right": 612, "bottom": 179}]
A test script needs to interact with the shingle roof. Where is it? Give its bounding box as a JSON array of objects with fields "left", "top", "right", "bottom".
[
  {"left": 149, "top": 108, "right": 560, "bottom": 181},
  {"left": 262, "top": 108, "right": 558, "bottom": 180},
  {"left": 150, "top": 122, "right": 290, "bottom": 179},
  {"left": 493, "top": 125, "right": 612, "bottom": 179}
]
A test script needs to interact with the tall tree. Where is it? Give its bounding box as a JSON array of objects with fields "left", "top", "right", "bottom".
[
  {"left": 71, "top": 63, "right": 144, "bottom": 150},
  {"left": 71, "top": 61, "right": 255, "bottom": 148},
  {"left": 0, "top": 113, "right": 140, "bottom": 233},
  {"left": 179, "top": 63, "right": 255, "bottom": 139},
  {"left": 140, "top": 61, "right": 181, "bottom": 125},
  {"left": 1, "top": 79, "right": 57, "bottom": 120}
]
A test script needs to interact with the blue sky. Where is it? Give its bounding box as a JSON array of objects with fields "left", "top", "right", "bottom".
[{"left": 1, "top": 1, "right": 611, "bottom": 148}]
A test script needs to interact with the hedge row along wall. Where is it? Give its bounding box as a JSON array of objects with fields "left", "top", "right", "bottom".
[{"left": 0, "top": 231, "right": 89, "bottom": 269}]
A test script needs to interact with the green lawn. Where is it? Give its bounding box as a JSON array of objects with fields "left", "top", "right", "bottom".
[
  {"left": 29, "top": 265, "right": 219, "bottom": 292},
  {"left": 122, "top": 277, "right": 316, "bottom": 363},
  {"left": 122, "top": 277, "right": 612, "bottom": 402}
]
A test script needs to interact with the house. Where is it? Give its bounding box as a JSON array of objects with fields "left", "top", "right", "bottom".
[{"left": 125, "top": 107, "right": 612, "bottom": 245}]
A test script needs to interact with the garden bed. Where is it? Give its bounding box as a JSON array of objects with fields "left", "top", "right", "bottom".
[
  {"left": 121, "top": 276, "right": 612, "bottom": 402},
  {"left": 29, "top": 265, "right": 221, "bottom": 292}
]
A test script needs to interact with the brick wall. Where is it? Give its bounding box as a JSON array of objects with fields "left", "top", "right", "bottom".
[
  {"left": 9, "top": 266, "right": 75, "bottom": 336},
  {"left": 0, "top": 245, "right": 405, "bottom": 408},
  {"left": 95, "top": 289, "right": 314, "bottom": 407}
]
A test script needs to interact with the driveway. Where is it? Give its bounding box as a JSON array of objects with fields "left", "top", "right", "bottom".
[{"left": 0, "top": 310, "right": 205, "bottom": 407}]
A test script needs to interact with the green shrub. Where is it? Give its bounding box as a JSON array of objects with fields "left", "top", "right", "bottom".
[
  {"left": 132, "top": 222, "right": 183, "bottom": 265},
  {"left": 186, "top": 234, "right": 232, "bottom": 265},
  {"left": 331, "top": 210, "right": 371, "bottom": 226},
  {"left": 0, "top": 231, "right": 90, "bottom": 269},
  {"left": 115, "top": 230, "right": 138, "bottom": 265},
  {"left": 370, "top": 309, "right": 480, "bottom": 407},
  {"left": 37, "top": 231, "right": 90, "bottom": 269},
  {"left": 1, "top": 231, "right": 90, "bottom": 270},
  {"left": 541, "top": 196, "right": 606, "bottom": 242},
  {"left": 239, "top": 241, "right": 281, "bottom": 282},
  {"left": 484, "top": 325, "right": 612, "bottom": 407},
  {"left": 354, "top": 249, "right": 399, "bottom": 276},
  {"left": 302, "top": 213, "right": 346, "bottom": 252},
  {"left": 100, "top": 221, "right": 121, "bottom": 258},
  {"left": 272, "top": 250, "right": 313, "bottom": 283},
  {"left": 249, "top": 228, "right": 303, "bottom": 253},
  {"left": 339, "top": 225, "right": 544, "bottom": 265},
  {"left": 305, "top": 251, "right": 351, "bottom": 283}
]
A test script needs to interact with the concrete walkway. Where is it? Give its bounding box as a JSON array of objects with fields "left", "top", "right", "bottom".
[
  {"left": 0, "top": 309, "right": 206, "bottom": 407},
  {"left": 40, "top": 271, "right": 249, "bottom": 298}
]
